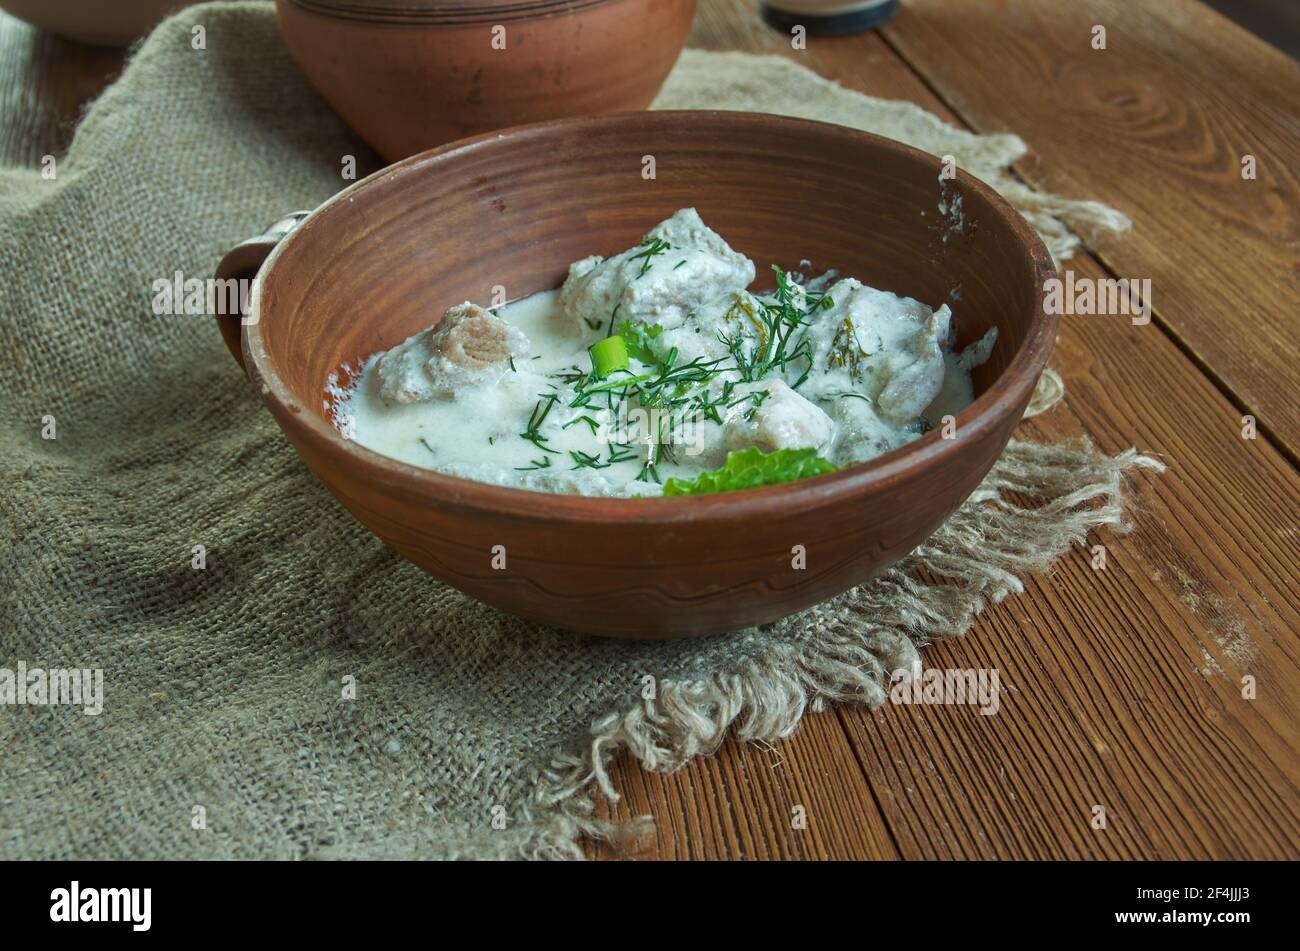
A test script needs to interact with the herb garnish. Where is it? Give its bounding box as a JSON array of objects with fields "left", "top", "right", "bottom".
[
  {"left": 628, "top": 236, "right": 671, "bottom": 279},
  {"left": 569, "top": 441, "right": 638, "bottom": 471},
  {"left": 561, "top": 414, "right": 601, "bottom": 435},
  {"left": 617, "top": 320, "right": 665, "bottom": 365},
  {"left": 520, "top": 392, "right": 561, "bottom": 454},
  {"left": 516, "top": 266, "right": 835, "bottom": 485},
  {"left": 515, "top": 456, "right": 553, "bottom": 471},
  {"left": 718, "top": 267, "right": 823, "bottom": 387}
]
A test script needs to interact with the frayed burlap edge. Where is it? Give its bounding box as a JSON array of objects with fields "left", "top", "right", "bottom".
[
  {"left": 0, "top": 7, "right": 1150, "bottom": 864},
  {"left": 657, "top": 51, "right": 1132, "bottom": 265},
  {"left": 514, "top": 372, "right": 1163, "bottom": 859}
]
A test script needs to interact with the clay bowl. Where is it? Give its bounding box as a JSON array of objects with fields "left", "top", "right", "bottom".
[
  {"left": 0, "top": 0, "right": 186, "bottom": 45},
  {"left": 215, "top": 111, "right": 1056, "bottom": 639},
  {"left": 274, "top": 0, "right": 697, "bottom": 161}
]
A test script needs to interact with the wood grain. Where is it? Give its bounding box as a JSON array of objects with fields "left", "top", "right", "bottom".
[
  {"left": 841, "top": 256, "right": 1300, "bottom": 860},
  {"left": 588, "top": 714, "right": 901, "bottom": 859},
  {"left": 878, "top": 0, "right": 1300, "bottom": 460},
  {"left": 590, "top": 0, "right": 1300, "bottom": 860},
  {"left": 7, "top": 0, "right": 1298, "bottom": 861},
  {"left": 0, "top": 12, "right": 124, "bottom": 166}
]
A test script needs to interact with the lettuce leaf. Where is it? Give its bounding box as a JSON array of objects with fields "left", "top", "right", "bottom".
[{"left": 661, "top": 447, "right": 838, "bottom": 496}]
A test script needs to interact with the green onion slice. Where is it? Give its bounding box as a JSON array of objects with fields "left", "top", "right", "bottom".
[{"left": 588, "top": 335, "right": 629, "bottom": 379}]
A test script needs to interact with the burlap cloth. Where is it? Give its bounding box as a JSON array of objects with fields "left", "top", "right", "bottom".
[{"left": 0, "top": 3, "right": 1156, "bottom": 859}]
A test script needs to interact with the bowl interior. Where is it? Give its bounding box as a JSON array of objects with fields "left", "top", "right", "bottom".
[{"left": 256, "top": 112, "right": 1046, "bottom": 455}]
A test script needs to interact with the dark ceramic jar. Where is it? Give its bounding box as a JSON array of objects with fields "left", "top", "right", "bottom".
[{"left": 760, "top": 0, "right": 897, "bottom": 37}]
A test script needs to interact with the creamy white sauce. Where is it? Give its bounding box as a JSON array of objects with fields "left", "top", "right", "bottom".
[
  {"left": 335, "top": 209, "right": 996, "bottom": 497},
  {"left": 343, "top": 291, "right": 672, "bottom": 496}
]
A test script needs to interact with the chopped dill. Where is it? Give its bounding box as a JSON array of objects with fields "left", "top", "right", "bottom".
[
  {"left": 551, "top": 365, "right": 587, "bottom": 385},
  {"left": 607, "top": 443, "right": 637, "bottom": 465},
  {"left": 718, "top": 266, "right": 817, "bottom": 387},
  {"left": 628, "top": 236, "right": 671, "bottom": 279},
  {"left": 503, "top": 264, "right": 839, "bottom": 488},
  {"left": 569, "top": 449, "right": 606, "bottom": 470},
  {"left": 515, "top": 456, "right": 553, "bottom": 471},
  {"left": 570, "top": 441, "right": 639, "bottom": 471},
  {"left": 520, "top": 392, "right": 561, "bottom": 454},
  {"left": 562, "top": 414, "right": 601, "bottom": 435}
]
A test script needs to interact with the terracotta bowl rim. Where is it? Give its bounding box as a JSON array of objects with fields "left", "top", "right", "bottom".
[{"left": 242, "top": 109, "right": 1057, "bottom": 525}]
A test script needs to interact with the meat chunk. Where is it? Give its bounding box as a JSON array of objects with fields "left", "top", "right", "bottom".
[
  {"left": 559, "top": 208, "right": 755, "bottom": 333},
  {"left": 804, "top": 278, "right": 952, "bottom": 423},
  {"left": 723, "top": 379, "right": 834, "bottom": 455},
  {"left": 876, "top": 305, "right": 951, "bottom": 423},
  {"left": 375, "top": 302, "right": 528, "bottom": 404},
  {"left": 645, "top": 290, "right": 766, "bottom": 368}
]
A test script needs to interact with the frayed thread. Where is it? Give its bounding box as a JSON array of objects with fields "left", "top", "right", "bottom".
[
  {"left": 524, "top": 379, "right": 1162, "bottom": 857},
  {"left": 655, "top": 51, "right": 1131, "bottom": 265}
]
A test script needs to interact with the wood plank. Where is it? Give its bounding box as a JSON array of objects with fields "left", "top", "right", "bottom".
[
  {"left": 842, "top": 255, "right": 1300, "bottom": 857},
  {"left": 0, "top": 9, "right": 888, "bottom": 863},
  {"left": 13, "top": 0, "right": 1297, "bottom": 860},
  {"left": 0, "top": 12, "right": 125, "bottom": 166},
  {"left": 588, "top": 714, "right": 901, "bottom": 859},
  {"left": 595, "top": 1, "right": 1300, "bottom": 860},
  {"left": 878, "top": 0, "right": 1300, "bottom": 459},
  {"left": 587, "top": 5, "right": 909, "bottom": 862},
  {"left": 794, "top": 11, "right": 1300, "bottom": 860}
]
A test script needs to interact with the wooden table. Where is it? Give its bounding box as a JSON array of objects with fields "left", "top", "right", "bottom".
[{"left": 5, "top": 0, "right": 1297, "bottom": 860}]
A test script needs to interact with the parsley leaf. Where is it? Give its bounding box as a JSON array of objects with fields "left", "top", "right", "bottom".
[{"left": 616, "top": 320, "right": 666, "bottom": 366}]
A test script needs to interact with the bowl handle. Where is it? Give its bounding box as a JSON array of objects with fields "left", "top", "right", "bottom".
[{"left": 214, "top": 212, "right": 311, "bottom": 374}]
